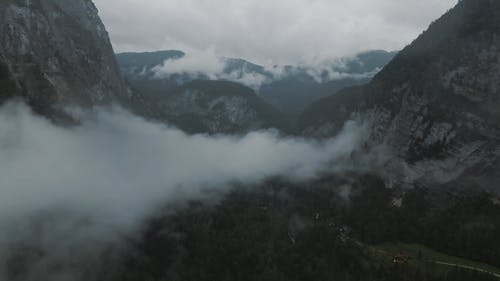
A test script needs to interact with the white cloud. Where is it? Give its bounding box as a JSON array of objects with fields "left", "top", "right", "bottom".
[
  {"left": 150, "top": 48, "right": 385, "bottom": 89},
  {"left": 94, "top": 0, "right": 457, "bottom": 65},
  {"left": 152, "top": 48, "right": 272, "bottom": 89},
  {"left": 220, "top": 70, "right": 270, "bottom": 90},
  {"left": 153, "top": 47, "right": 225, "bottom": 79},
  {"left": 0, "top": 101, "right": 377, "bottom": 225}
]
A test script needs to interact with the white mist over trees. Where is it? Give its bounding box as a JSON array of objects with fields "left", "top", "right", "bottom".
[
  {"left": 0, "top": 101, "right": 388, "bottom": 280},
  {"left": 0, "top": 101, "right": 381, "bottom": 222}
]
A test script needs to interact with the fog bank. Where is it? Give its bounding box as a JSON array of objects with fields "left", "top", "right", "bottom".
[{"left": 0, "top": 101, "right": 384, "bottom": 280}]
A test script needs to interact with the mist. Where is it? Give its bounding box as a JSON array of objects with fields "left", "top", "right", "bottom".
[
  {"left": 0, "top": 101, "right": 368, "bottom": 220},
  {"left": 0, "top": 101, "right": 387, "bottom": 280},
  {"left": 151, "top": 48, "right": 385, "bottom": 89},
  {"left": 153, "top": 48, "right": 226, "bottom": 79},
  {"left": 152, "top": 48, "right": 270, "bottom": 89}
]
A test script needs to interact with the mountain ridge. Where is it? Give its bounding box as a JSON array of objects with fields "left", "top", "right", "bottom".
[
  {"left": 116, "top": 49, "right": 397, "bottom": 116},
  {"left": 139, "top": 79, "right": 289, "bottom": 134},
  {"left": 299, "top": 0, "right": 500, "bottom": 192}
]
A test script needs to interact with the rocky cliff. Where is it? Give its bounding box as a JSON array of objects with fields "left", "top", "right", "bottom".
[
  {"left": 0, "top": 0, "right": 129, "bottom": 118},
  {"left": 299, "top": 0, "right": 500, "bottom": 191}
]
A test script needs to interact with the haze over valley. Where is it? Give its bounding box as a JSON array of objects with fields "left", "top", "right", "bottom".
[{"left": 1, "top": 0, "right": 500, "bottom": 280}]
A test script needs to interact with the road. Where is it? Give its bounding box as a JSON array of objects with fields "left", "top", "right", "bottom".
[{"left": 434, "top": 261, "right": 500, "bottom": 278}]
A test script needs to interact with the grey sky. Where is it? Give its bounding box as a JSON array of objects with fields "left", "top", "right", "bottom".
[{"left": 93, "top": 0, "right": 457, "bottom": 64}]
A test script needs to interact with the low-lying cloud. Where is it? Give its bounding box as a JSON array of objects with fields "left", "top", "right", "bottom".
[
  {"left": 152, "top": 48, "right": 271, "bottom": 89},
  {"left": 0, "top": 101, "right": 372, "bottom": 221},
  {"left": 153, "top": 48, "right": 226, "bottom": 79},
  {"left": 0, "top": 101, "right": 387, "bottom": 280},
  {"left": 151, "top": 48, "right": 383, "bottom": 89}
]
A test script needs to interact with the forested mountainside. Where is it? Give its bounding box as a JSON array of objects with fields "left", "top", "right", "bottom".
[
  {"left": 0, "top": 0, "right": 130, "bottom": 119},
  {"left": 6, "top": 174, "right": 500, "bottom": 281},
  {"left": 118, "top": 52, "right": 289, "bottom": 133},
  {"left": 0, "top": 57, "right": 17, "bottom": 102},
  {"left": 140, "top": 80, "right": 289, "bottom": 134},
  {"left": 260, "top": 50, "right": 396, "bottom": 115},
  {"left": 106, "top": 177, "right": 500, "bottom": 281},
  {"left": 299, "top": 0, "right": 500, "bottom": 192}
]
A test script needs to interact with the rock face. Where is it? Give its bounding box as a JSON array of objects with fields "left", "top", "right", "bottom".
[
  {"left": 299, "top": 0, "right": 500, "bottom": 191},
  {"left": 146, "top": 80, "right": 287, "bottom": 134},
  {"left": 0, "top": 0, "right": 129, "bottom": 118}
]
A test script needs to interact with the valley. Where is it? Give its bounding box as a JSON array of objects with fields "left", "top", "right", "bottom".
[{"left": 0, "top": 0, "right": 498, "bottom": 280}]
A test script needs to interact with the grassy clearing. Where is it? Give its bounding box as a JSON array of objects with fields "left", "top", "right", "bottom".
[{"left": 372, "top": 242, "right": 500, "bottom": 277}]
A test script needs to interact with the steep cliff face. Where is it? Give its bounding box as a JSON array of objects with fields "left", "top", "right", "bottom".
[
  {"left": 0, "top": 0, "right": 129, "bottom": 117},
  {"left": 299, "top": 0, "right": 500, "bottom": 191}
]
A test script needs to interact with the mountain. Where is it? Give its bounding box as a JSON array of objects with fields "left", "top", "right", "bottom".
[
  {"left": 0, "top": 0, "right": 130, "bottom": 119},
  {"left": 117, "top": 51, "right": 290, "bottom": 134},
  {"left": 115, "top": 50, "right": 396, "bottom": 117},
  {"left": 260, "top": 50, "right": 397, "bottom": 115},
  {"left": 299, "top": 0, "right": 500, "bottom": 192},
  {"left": 3, "top": 1, "right": 500, "bottom": 280},
  {"left": 141, "top": 80, "right": 288, "bottom": 134},
  {"left": 116, "top": 50, "right": 185, "bottom": 80},
  {"left": 0, "top": 57, "right": 17, "bottom": 103}
]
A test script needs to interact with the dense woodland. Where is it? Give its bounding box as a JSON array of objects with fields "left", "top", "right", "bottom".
[
  {"left": 90, "top": 175, "right": 500, "bottom": 281},
  {"left": 0, "top": 59, "right": 17, "bottom": 103}
]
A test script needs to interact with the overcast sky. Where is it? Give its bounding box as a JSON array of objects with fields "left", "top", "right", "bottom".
[{"left": 93, "top": 0, "right": 457, "bottom": 65}]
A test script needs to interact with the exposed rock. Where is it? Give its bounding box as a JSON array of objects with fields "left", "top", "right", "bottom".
[
  {"left": 299, "top": 0, "right": 500, "bottom": 191},
  {"left": 0, "top": 0, "right": 129, "bottom": 118}
]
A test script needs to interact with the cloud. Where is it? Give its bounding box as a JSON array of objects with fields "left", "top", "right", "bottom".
[
  {"left": 94, "top": 0, "right": 457, "bottom": 65},
  {"left": 151, "top": 48, "right": 385, "bottom": 90},
  {"left": 153, "top": 48, "right": 226, "bottom": 79},
  {"left": 0, "top": 101, "right": 386, "bottom": 280},
  {"left": 152, "top": 48, "right": 272, "bottom": 89},
  {"left": 305, "top": 66, "right": 383, "bottom": 83},
  {"left": 220, "top": 70, "right": 270, "bottom": 90},
  {"left": 0, "top": 102, "right": 369, "bottom": 221}
]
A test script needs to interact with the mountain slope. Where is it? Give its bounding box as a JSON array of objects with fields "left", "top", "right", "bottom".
[
  {"left": 0, "top": 58, "right": 17, "bottom": 103},
  {"left": 116, "top": 50, "right": 185, "bottom": 80},
  {"left": 147, "top": 80, "right": 288, "bottom": 134},
  {"left": 261, "top": 50, "right": 397, "bottom": 115},
  {"left": 260, "top": 76, "right": 371, "bottom": 116},
  {"left": 0, "top": 0, "right": 129, "bottom": 118},
  {"left": 299, "top": 0, "right": 500, "bottom": 191}
]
